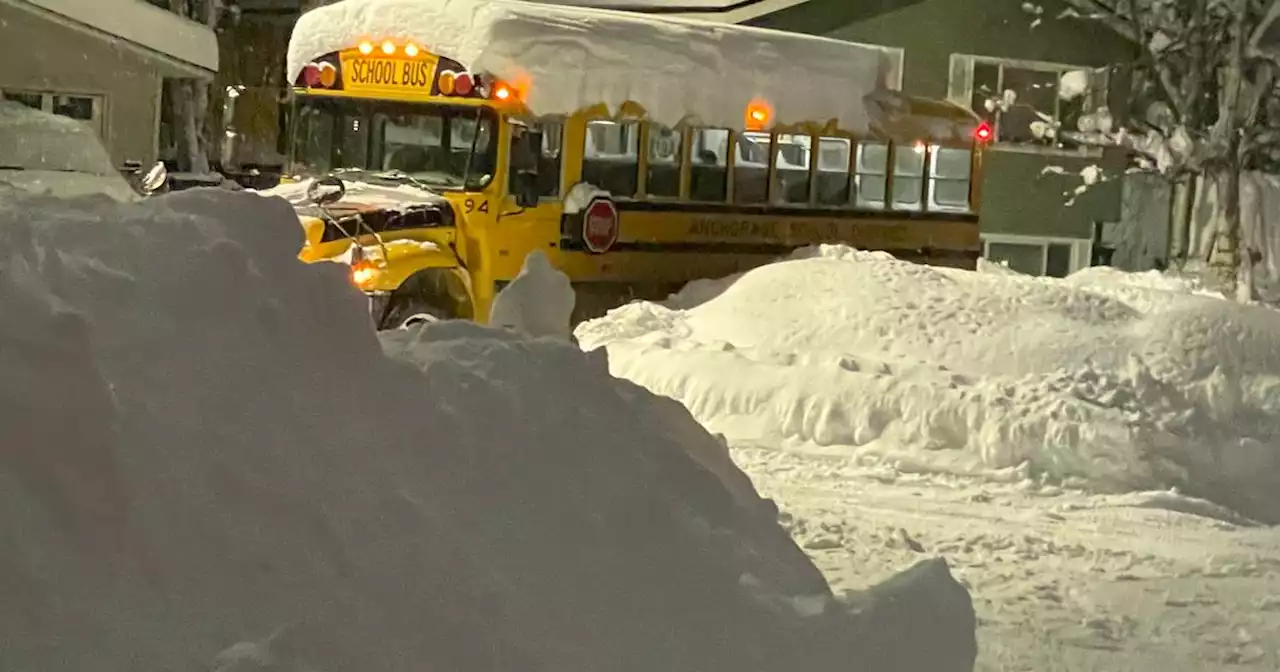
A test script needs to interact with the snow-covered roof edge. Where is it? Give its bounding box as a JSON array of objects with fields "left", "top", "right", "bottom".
[{"left": 287, "top": 0, "right": 984, "bottom": 138}]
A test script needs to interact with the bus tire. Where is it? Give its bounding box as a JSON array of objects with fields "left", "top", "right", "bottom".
[
  {"left": 383, "top": 299, "right": 448, "bottom": 330},
  {"left": 378, "top": 268, "right": 472, "bottom": 330}
]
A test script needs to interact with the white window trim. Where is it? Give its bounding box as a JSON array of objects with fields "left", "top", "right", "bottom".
[
  {"left": 1, "top": 88, "right": 108, "bottom": 140},
  {"left": 980, "top": 232, "right": 1093, "bottom": 277},
  {"left": 880, "top": 46, "right": 906, "bottom": 91},
  {"left": 947, "top": 53, "right": 1104, "bottom": 159}
]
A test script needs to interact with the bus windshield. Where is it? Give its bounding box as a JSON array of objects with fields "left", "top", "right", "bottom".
[{"left": 290, "top": 96, "right": 498, "bottom": 191}]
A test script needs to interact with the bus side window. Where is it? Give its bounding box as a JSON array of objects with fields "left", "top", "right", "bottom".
[
  {"left": 772, "top": 133, "right": 810, "bottom": 205},
  {"left": 733, "top": 132, "right": 769, "bottom": 204},
  {"left": 892, "top": 143, "right": 926, "bottom": 211},
  {"left": 689, "top": 128, "right": 728, "bottom": 202},
  {"left": 928, "top": 146, "right": 972, "bottom": 212},
  {"left": 507, "top": 120, "right": 563, "bottom": 200},
  {"left": 537, "top": 121, "right": 564, "bottom": 198},
  {"left": 582, "top": 119, "right": 638, "bottom": 197},
  {"left": 854, "top": 142, "right": 888, "bottom": 209},
  {"left": 646, "top": 124, "right": 681, "bottom": 198},
  {"left": 815, "top": 137, "right": 851, "bottom": 206}
]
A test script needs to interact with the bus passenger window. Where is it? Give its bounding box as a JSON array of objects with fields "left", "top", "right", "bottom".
[
  {"left": 507, "top": 120, "right": 563, "bottom": 199},
  {"left": 928, "top": 146, "right": 972, "bottom": 212},
  {"left": 815, "top": 137, "right": 852, "bottom": 206},
  {"left": 772, "top": 133, "right": 811, "bottom": 205},
  {"left": 689, "top": 128, "right": 728, "bottom": 202},
  {"left": 892, "top": 143, "right": 926, "bottom": 211},
  {"left": 582, "top": 119, "right": 639, "bottom": 197},
  {"left": 854, "top": 143, "right": 888, "bottom": 208},
  {"left": 734, "top": 132, "right": 770, "bottom": 204},
  {"left": 646, "top": 125, "right": 682, "bottom": 198}
]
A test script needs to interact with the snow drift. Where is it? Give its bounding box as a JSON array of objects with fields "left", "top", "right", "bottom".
[
  {"left": 577, "top": 246, "right": 1280, "bottom": 524},
  {"left": 0, "top": 191, "right": 975, "bottom": 670},
  {"left": 286, "top": 0, "right": 979, "bottom": 140}
]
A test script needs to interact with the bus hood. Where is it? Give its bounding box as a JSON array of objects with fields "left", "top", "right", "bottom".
[
  {"left": 252, "top": 177, "right": 459, "bottom": 265},
  {"left": 256, "top": 175, "right": 451, "bottom": 213}
]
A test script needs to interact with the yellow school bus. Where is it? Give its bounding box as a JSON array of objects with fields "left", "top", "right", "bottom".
[{"left": 281, "top": 0, "right": 990, "bottom": 329}]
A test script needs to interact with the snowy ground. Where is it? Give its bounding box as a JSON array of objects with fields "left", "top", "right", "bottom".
[
  {"left": 737, "top": 446, "right": 1280, "bottom": 671},
  {"left": 578, "top": 246, "right": 1280, "bottom": 670}
]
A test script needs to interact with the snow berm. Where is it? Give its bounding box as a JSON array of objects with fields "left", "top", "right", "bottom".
[
  {"left": 0, "top": 189, "right": 976, "bottom": 671},
  {"left": 578, "top": 246, "right": 1280, "bottom": 524}
]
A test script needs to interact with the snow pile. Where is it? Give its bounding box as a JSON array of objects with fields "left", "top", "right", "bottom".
[
  {"left": 287, "top": 0, "right": 974, "bottom": 138},
  {"left": 0, "top": 101, "right": 118, "bottom": 176},
  {"left": 0, "top": 100, "right": 138, "bottom": 201},
  {"left": 0, "top": 191, "right": 976, "bottom": 670},
  {"left": 577, "top": 246, "right": 1280, "bottom": 523},
  {"left": 488, "top": 250, "right": 576, "bottom": 340}
]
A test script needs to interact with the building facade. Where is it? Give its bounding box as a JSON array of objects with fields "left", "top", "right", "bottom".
[{"left": 0, "top": 0, "right": 218, "bottom": 168}]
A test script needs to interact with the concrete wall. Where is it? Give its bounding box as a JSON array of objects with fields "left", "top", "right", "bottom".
[
  {"left": 0, "top": 3, "right": 164, "bottom": 166},
  {"left": 753, "top": 0, "right": 1134, "bottom": 240}
]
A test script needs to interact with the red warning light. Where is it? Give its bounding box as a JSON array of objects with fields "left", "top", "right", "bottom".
[{"left": 974, "top": 121, "right": 992, "bottom": 142}]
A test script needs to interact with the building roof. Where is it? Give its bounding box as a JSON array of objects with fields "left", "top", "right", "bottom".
[{"left": 0, "top": 0, "right": 218, "bottom": 77}]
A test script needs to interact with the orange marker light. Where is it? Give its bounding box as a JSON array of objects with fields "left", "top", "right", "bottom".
[
  {"left": 381, "top": 40, "right": 395, "bottom": 55},
  {"left": 404, "top": 43, "right": 419, "bottom": 57},
  {"left": 358, "top": 41, "right": 374, "bottom": 55},
  {"left": 317, "top": 63, "right": 337, "bottom": 87},
  {"left": 745, "top": 98, "right": 772, "bottom": 131},
  {"left": 438, "top": 70, "right": 456, "bottom": 95},
  {"left": 494, "top": 84, "right": 512, "bottom": 100}
]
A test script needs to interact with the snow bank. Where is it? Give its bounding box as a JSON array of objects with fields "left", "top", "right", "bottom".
[
  {"left": 287, "top": 0, "right": 943, "bottom": 136},
  {"left": 0, "top": 191, "right": 976, "bottom": 669},
  {"left": 577, "top": 246, "right": 1280, "bottom": 524},
  {"left": 0, "top": 101, "right": 138, "bottom": 201}
]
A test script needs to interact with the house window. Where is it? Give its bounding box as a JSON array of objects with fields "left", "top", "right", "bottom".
[
  {"left": 873, "top": 46, "right": 906, "bottom": 91},
  {"left": 981, "top": 234, "right": 1092, "bottom": 277},
  {"left": 2, "top": 90, "right": 104, "bottom": 137},
  {"left": 947, "top": 55, "right": 1106, "bottom": 153}
]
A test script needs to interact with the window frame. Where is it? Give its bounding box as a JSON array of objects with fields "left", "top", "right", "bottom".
[
  {"left": 507, "top": 116, "right": 566, "bottom": 203},
  {"left": 1, "top": 89, "right": 107, "bottom": 138},
  {"left": 980, "top": 233, "right": 1093, "bottom": 277},
  {"left": 580, "top": 117, "right": 641, "bottom": 199},
  {"left": 947, "top": 54, "right": 1105, "bottom": 159}
]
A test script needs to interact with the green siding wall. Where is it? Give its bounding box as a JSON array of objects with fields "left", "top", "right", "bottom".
[{"left": 753, "top": 0, "right": 1133, "bottom": 239}]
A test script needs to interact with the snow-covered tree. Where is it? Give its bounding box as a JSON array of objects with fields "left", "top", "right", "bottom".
[{"left": 1026, "top": 0, "right": 1280, "bottom": 300}]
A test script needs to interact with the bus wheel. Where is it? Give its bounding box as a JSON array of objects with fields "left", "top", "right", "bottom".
[
  {"left": 381, "top": 299, "right": 448, "bottom": 331},
  {"left": 378, "top": 269, "right": 471, "bottom": 331}
]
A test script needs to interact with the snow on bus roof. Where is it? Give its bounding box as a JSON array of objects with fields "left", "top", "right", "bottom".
[{"left": 286, "top": 0, "right": 948, "bottom": 136}]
